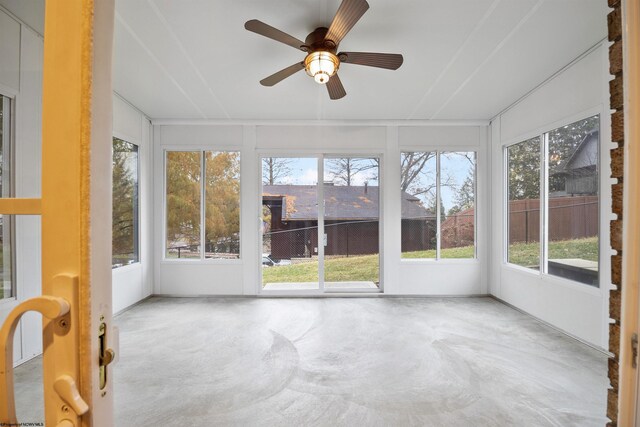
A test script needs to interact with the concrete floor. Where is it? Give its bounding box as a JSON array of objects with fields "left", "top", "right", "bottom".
[{"left": 13, "top": 297, "right": 608, "bottom": 426}]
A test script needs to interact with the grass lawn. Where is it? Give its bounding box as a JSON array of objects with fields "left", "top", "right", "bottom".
[
  {"left": 401, "top": 246, "right": 474, "bottom": 259},
  {"left": 262, "top": 237, "right": 599, "bottom": 284},
  {"left": 263, "top": 255, "right": 380, "bottom": 284},
  {"left": 507, "top": 236, "right": 598, "bottom": 268}
]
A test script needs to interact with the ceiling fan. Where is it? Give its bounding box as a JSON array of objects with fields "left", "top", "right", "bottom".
[{"left": 244, "top": 0, "right": 403, "bottom": 100}]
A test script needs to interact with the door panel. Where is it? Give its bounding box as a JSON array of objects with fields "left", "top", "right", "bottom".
[
  {"left": 323, "top": 157, "right": 380, "bottom": 291},
  {"left": 261, "top": 157, "right": 319, "bottom": 291},
  {"left": 1, "top": 0, "right": 116, "bottom": 425}
]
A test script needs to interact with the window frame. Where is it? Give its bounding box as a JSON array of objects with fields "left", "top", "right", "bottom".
[
  {"left": 111, "top": 136, "right": 140, "bottom": 269},
  {"left": 400, "top": 150, "right": 478, "bottom": 262},
  {"left": 162, "top": 148, "right": 242, "bottom": 264},
  {"left": 0, "top": 94, "right": 16, "bottom": 303},
  {"left": 502, "top": 114, "right": 601, "bottom": 288},
  {"left": 503, "top": 135, "right": 543, "bottom": 272}
]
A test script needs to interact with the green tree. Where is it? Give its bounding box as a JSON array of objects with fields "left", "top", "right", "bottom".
[
  {"left": 205, "top": 152, "right": 240, "bottom": 253},
  {"left": 426, "top": 192, "right": 445, "bottom": 217},
  {"left": 165, "top": 151, "right": 241, "bottom": 256},
  {"left": 508, "top": 137, "right": 541, "bottom": 200},
  {"left": 452, "top": 171, "right": 474, "bottom": 212},
  {"left": 166, "top": 151, "right": 201, "bottom": 248},
  {"left": 112, "top": 139, "right": 138, "bottom": 264}
]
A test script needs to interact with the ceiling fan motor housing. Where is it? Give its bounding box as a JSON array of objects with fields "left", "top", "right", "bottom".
[
  {"left": 304, "top": 27, "right": 337, "bottom": 51},
  {"left": 303, "top": 27, "right": 340, "bottom": 84}
]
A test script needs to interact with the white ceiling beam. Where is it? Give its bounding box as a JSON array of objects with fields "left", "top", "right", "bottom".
[{"left": 151, "top": 119, "right": 490, "bottom": 127}]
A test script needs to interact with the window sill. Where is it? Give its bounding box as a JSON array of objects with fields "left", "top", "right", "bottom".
[
  {"left": 160, "top": 258, "right": 243, "bottom": 266},
  {"left": 501, "top": 263, "right": 603, "bottom": 296},
  {"left": 503, "top": 262, "right": 540, "bottom": 276},
  {"left": 400, "top": 258, "right": 478, "bottom": 265},
  {"left": 112, "top": 262, "right": 141, "bottom": 273},
  {"left": 0, "top": 296, "right": 17, "bottom": 307}
]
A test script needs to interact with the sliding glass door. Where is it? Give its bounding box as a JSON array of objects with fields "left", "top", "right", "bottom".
[
  {"left": 261, "top": 157, "right": 319, "bottom": 290},
  {"left": 323, "top": 157, "right": 380, "bottom": 290},
  {"left": 260, "top": 155, "right": 381, "bottom": 292}
]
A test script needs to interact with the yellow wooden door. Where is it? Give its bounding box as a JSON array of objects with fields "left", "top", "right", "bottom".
[{"left": 0, "top": 0, "right": 116, "bottom": 425}]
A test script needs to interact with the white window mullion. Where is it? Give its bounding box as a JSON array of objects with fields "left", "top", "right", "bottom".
[
  {"left": 1, "top": 95, "right": 13, "bottom": 298},
  {"left": 163, "top": 151, "right": 168, "bottom": 259},
  {"left": 318, "top": 156, "right": 325, "bottom": 291},
  {"left": 541, "top": 134, "right": 548, "bottom": 275},
  {"left": 200, "top": 150, "right": 206, "bottom": 261},
  {"left": 436, "top": 151, "right": 441, "bottom": 260},
  {"left": 503, "top": 146, "right": 509, "bottom": 265}
]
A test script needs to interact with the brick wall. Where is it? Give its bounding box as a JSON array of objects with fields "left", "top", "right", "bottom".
[{"left": 607, "top": 0, "right": 624, "bottom": 425}]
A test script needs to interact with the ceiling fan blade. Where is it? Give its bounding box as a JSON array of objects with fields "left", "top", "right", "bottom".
[
  {"left": 326, "top": 74, "right": 346, "bottom": 100},
  {"left": 325, "top": 0, "right": 370, "bottom": 46},
  {"left": 245, "top": 20, "right": 306, "bottom": 51},
  {"left": 338, "top": 52, "right": 403, "bottom": 70},
  {"left": 260, "top": 62, "right": 305, "bottom": 87}
]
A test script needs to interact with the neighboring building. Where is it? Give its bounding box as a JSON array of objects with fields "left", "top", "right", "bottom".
[
  {"left": 263, "top": 184, "right": 434, "bottom": 259},
  {"left": 551, "top": 129, "right": 599, "bottom": 196},
  {"left": 401, "top": 192, "right": 438, "bottom": 253}
]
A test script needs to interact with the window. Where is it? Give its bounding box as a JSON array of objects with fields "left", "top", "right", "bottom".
[
  {"left": 441, "top": 152, "right": 476, "bottom": 258},
  {"left": 505, "top": 115, "right": 600, "bottom": 286},
  {"left": 112, "top": 138, "right": 139, "bottom": 268},
  {"left": 204, "top": 151, "right": 240, "bottom": 258},
  {"left": 166, "top": 151, "right": 201, "bottom": 259},
  {"left": 401, "top": 151, "right": 476, "bottom": 259},
  {"left": 165, "top": 150, "right": 240, "bottom": 260},
  {"left": 0, "top": 95, "right": 13, "bottom": 299},
  {"left": 546, "top": 116, "right": 599, "bottom": 285},
  {"left": 507, "top": 137, "right": 541, "bottom": 269}
]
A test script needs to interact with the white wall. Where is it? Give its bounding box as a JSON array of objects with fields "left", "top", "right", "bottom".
[
  {"left": 112, "top": 94, "right": 153, "bottom": 313},
  {"left": 489, "top": 43, "right": 612, "bottom": 348},
  {"left": 153, "top": 122, "right": 488, "bottom": 296},
  {"left": 0, "top": 6, "right": 44, "bottom": 365}
]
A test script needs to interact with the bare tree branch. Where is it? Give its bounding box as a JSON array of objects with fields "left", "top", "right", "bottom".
[
  {"left": 262, "top": 158, "right": 293, "bottom": 185},
  {"left": 326, "top": 158, "right": 377, "bottom": 186}
]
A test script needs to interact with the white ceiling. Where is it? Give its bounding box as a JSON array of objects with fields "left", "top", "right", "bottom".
[
  {"left": 0, "top": 0, "right": 44, "bottom": 35},
  {"left": 1, "top": 0, "right": 608, "bottom": 121}
]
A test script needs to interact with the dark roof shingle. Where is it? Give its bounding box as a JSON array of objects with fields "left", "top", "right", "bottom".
[{"left": 263, "top": 185, "right": 433, "bottom": 220}]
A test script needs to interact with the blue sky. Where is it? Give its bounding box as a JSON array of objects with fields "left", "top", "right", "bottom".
[
  {"left": 267, "top": 157, "right": 379, "bottom": 186},
  {"left": 440, "top": 152, "right": 475, "bottom": 212}
]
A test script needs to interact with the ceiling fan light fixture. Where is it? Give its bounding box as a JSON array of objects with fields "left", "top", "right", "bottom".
[
  {"left": 304, "top": 51, "right": 339, "bottom": 85},
  {"left": 245, "top": 0, "right": 402, "bottom": 99}
]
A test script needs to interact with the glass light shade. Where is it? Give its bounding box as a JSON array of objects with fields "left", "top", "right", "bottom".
[{"left": 304, "top": 51, "right": 339, "bottom": 85}]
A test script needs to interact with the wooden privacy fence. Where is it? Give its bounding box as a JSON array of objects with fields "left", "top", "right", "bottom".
[
  {"left": 441, "top": 212, "right": 474, "bottom": 249},
  {"left": 440, "top": 195, "right": 598, "bottom": 247},
  {"left": 507, "top": 199, "right": 540, "bottom": 244},
  {"left": 507, "top": 195, "right": 598, "bottom": 244}
]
